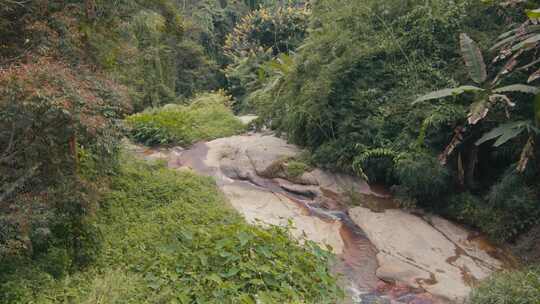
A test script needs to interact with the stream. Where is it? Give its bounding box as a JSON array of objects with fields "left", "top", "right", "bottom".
[{"left": 128, "top": 127, "right": 516, "bottom": 304}]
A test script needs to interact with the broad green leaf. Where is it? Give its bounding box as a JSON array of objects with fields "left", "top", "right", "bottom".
[
  {"left": 475, "top": 121, "right": 528, "bottom": 147},
  {"left": 527, "top": 9, "right": 540, "bottom": 20},
  {"left": 413, "top": 86, "right": 484, "bottom": 104},
  {"left": 221, "top": 267, "right": 240, "bottom": 278},
  {"left": 496, "top": 25, "right": 540, "bottom": 40},
  {"left": 237, "top": 231, "right": 252, "bottom": 246},
  {"left": 528, "top": 68, "right": 540, "bottom": 83},
  {"left": 206, "top": 273, "right": 223, "bottom": 284},
  {"left": 468, "top": 99, "right": 489, "bottom": 125},
  {"left": 511, "top": 34, "right": 540, "bottom": 52},
  {"left": 460, "top": 33, "right": 487, "bottom": 84},
  {"left": 490, "top": 33, "right": 533, "bottom": 51},
  {"left": 493, "top": 84, "right": 539, "bottom": 94},
  {"left": 494, "top": 126, "right": 525, "bottom": 147}
]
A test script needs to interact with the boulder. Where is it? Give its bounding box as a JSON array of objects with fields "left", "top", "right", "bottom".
[
  {"left": 222, "top": 183, "right": 344, "bottom": 254},
  {"left": 349, "top": 207, "right": 504, "bottom": 303}
]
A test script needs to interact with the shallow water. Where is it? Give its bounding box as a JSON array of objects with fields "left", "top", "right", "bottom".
[{"left": 129, "top": 137, "right": 515, "bottom": 304}]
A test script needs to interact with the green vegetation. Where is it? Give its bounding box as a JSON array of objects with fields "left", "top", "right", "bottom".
[
  {"left": 470, "top": 266, "right": 540, "bottom": 304},
  {"left": 1, "top": 156, "right": 340, "bottom": 303},
  {"left": 224, "top": 5, "right": 309, "bottom": 111},
  {"left": 126, "top": 92, "right": 245, "bottom": 146},
  {"left": 285, "top": 161, "right": 310, "bottom": 178},
  {"left": 3, "top": 0, "right": 540, "bottom": 302},
  {"left": 234, "top": 0, "right": 540, "bottom": 244},
  {"left": 0, "top": 58, "right": 128, "bottom": 274}
]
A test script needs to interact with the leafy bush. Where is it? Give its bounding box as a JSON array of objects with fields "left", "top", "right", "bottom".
[
  {"left": 285, "top": 160, "right": 310, "bottom": 178},
  {"left": 1, "top": 156, "right": 342, "bottom": 303},
  {"left": 394, "top": 152, "right": 451, "bottom": 204},
  {"left": 126, "top": 92, "right": 245, "bottom": 146},
  {"left": 470, "top": 266, "right": 540, "bottom": 304},
  {"left": 445, "top": 173, "right": 540, "bottom": 242},
  {"left": 245, "top": 0, "right": 540, "bottom": 240},
  {"left": 224, "top": 5, "right": 309, "bottom": 110},
  {"left": 0, "top": 58, "right": 128, "bottom": 299}
]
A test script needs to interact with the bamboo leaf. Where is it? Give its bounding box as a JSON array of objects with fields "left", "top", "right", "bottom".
[
  {"left": 413, "top": 86, "right": 484, "bottom": 104},
  {"left": 460, "top": 33, "right": 487, "bottom": 84},
  {"left": 493, "top": 84, "right": 539, "bottom": 94}
]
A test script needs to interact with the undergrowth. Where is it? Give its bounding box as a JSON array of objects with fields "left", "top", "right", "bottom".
[
  {"left": 0, "top": 155, "right": 341, "bottom": 304},
  {"left": 470, "top": 266, "right": 540, "bottom": 304},
  {"left": 126, "top": 92, "right": 245, "bottom": 146}
]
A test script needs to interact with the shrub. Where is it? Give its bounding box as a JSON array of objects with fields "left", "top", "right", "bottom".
[
  {"left": 470, "top": 266, "right": 540, "bottom": 304},
  {"left": 224, "top": 5, "right": 309, "bottom": 109},
  {"left": 0, "top": 58, "right": 128, "bottom": 301},
  {"left": 1, "top": 156, "right": 342, "bottom": 303},
  {"left": 247, "top": 0, "right": 540, "bottom": 238},
  {"left": 394, "top": 152, "right": 451, "bottom": 204},
  {"left": 445, "top": 173, "right": 540, "bottom": 243},
  {"left": 285, "top": 160, "right": 310, "bottom": 178},
  {"left": 0, "top": 59, "right": 128, "bottom": 263},
  {"left": 126, "top": 92, "right": 246, "bottom": 146}
]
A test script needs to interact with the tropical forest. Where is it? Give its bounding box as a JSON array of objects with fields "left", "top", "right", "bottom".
[{"left": 1, "top": 0, "right": 540, "bottom": 303}]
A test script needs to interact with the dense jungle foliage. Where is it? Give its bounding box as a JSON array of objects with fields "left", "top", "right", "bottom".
[
  {"left": 236, "top": 0, "right": 540, "bottom": 245},
  {"left": 0, "top": 1, "right": 338, "bottom": 302},
  {"left": 2, "top": 0, "right": 540, "bottom": 303}
]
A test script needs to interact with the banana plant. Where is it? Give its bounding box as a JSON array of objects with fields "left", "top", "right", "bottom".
[
  {"left": 414, "top": 33, "right": 539, "bottom": 125},
  {"left": 491, "top": 8, "right": 540, "bottom": 83},
  {"left": 414, "top": 33, "right": 539, "bottom": 173}
]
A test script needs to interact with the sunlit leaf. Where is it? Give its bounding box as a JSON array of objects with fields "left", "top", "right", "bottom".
[
  {"left": 493, "top": 84, "right": 539, "bottom": 94},
  {"left": 413, "top": 86, "right": 484, "bottom": 104},
  {"left": 527, "top": 9, "right": 540, "bottom": 20}
]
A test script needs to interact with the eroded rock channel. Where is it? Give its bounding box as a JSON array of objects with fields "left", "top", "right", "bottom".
[{"left": 128, "top": 129, "right": 514, "bottom": 304}]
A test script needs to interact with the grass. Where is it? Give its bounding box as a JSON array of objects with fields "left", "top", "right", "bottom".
[
  {"left": 284, "top": 161, "right": 310, "bottom": 178},
  {"left": 126, "top": 92, "right": 246, "bottom": 146},
  {"left": 470, "top": 266, "right": 540, "bottom": 304},
  {"left": 1, "top": 155, "right": 341, "bottom": 304}
]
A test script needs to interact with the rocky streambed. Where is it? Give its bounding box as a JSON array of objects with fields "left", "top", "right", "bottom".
[{"left": 128, "top": 125, "right": 515, "bottom": 304}]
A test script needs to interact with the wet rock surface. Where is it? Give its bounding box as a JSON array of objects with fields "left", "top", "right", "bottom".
[
  {"left": 127, "top": 124, "right": 513, "bottom": 304},
  {"left": 349, "top": 208, "right": 507, "bottom": 303}
]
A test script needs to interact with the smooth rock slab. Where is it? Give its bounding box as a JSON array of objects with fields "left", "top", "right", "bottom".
[
  {"left": 201, "top": 134, "right": 344, "bottom": 253},
  {"left": 222, "top": 183, "right": 344, "bottom": 254},
  {"left": 204, "top": 134, "right": 300, "bottom": 179},
  {"left": 349, "top": 207, "right": 504, "bottom": 303}
]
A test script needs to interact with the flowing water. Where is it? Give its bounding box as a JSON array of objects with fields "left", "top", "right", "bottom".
[{"left": 131, "top": 135, "right": 516, "bottom": 304}]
